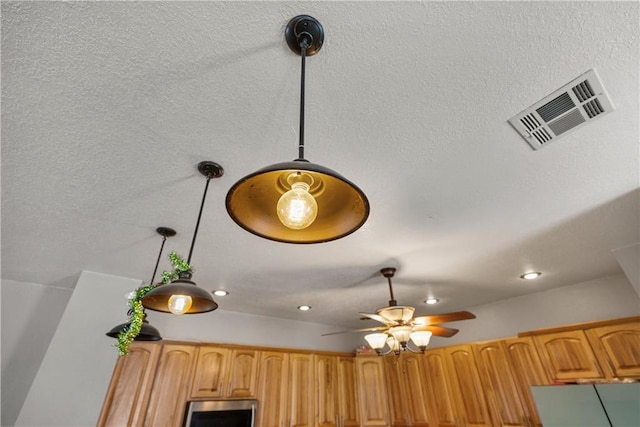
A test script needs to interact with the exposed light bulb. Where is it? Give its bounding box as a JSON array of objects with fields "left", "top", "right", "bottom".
[
  {"left": 167, "top": 294, "right": 192, "bottom": 315},
  {"left": 277, "top": 181, "right": 318, "bottom": 230}
]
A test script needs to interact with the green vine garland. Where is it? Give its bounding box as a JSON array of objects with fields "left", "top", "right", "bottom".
[{"left": 116, "top": 252, "right": 192, "bottom": 355}]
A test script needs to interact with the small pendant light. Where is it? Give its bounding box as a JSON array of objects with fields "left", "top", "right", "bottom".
[
  {"left": 106, "top": 226, "right": 176, "bottom": 341},
  {"left": 226, "top": 15, "right": 369, "bottom": 244},
  {"left": 141, "top": 161, "right": 223, "bottom": 314}
]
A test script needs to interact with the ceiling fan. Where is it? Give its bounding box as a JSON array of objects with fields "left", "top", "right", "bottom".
[{"left": 324, "top": 267, "right": 475, "bottom": 355}]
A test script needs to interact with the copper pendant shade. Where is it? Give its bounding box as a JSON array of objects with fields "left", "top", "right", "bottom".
[
  {"left": 225, "top": 15, "right": 369, "bottom": 244},
  {"left": 105, "top": 226, "right": 176, "bottom": 341},
  {"left": 141, "top": 161, "right": 223, "bottom": 314}
]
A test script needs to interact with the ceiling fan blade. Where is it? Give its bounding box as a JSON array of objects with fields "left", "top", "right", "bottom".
[
  {"left": 413, "top": 324, "right": 459, "bottom": 337},
  {"left": 321, "top": 326, "right": 388, "bottom": 336},
  {"left": 359, "top": 312, "right": 394, "bottom": 325},
  {"left": 413, "top": 311, "right": 476, "bottom": 326}
]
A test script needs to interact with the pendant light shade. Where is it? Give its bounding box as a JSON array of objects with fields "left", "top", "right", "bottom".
[
  {"left": 142, "top": 161, "right": 223, "bottom": 314},
  {"left": 106, "top": 314, "right": 162, "bottom": 341},
  {"left": 105, "top": 226, "right": 176, "bottom": 341},
  {"left": 226, "top": 15, "right": 369, "bottom": 244}
]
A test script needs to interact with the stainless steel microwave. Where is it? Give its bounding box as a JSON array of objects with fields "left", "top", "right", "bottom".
[{"left": 184, "top": 400, "right": 258, "bottom": 427}]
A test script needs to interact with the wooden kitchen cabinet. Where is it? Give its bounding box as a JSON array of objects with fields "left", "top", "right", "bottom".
[
  {"left": 288, "top": 353, "right": 315, "bottom": 427},
  {"left": 227, "top": 348, "right": 260, "bottom": 397},
  {"left": 97, "top": 342, "right": 161, "bottom": 427},
  {"left": 190, "top": 345, "right": 229, "bottom": 398},
  {"left": 423, "top": 349, "right": 457, "bottom": 427},
  {"left": 355, "top": 355, "right": 390, "bottom": 426},
  {"left": 473, "top": 340, "right": 530, "bottom": 427},
  {"left": 383, "top": 353, "right": 431, "bottom": 426},
  {"left": 532, "top": 329, "right": 604, "bottom": 381},
  {"left": 256, "top": 351, "right": 289, "bottom": 427},
  {"left": 443, "top": 344, "right": 492, "bottom": 427},
  {"left": 337, "top": 356, "right": 360, "bottom": 427},
  {"left": 585, "top": 319, "right": 640, "bottom": 378},
  {"left": 503, "top": 336, "right": 549, "bottom": 427},
  {"left": 144, "top": 344, "right": 197, "bottom": 427},
  {"left": 315, "top": 355, "right": 338, "bottom": 427},
  {"left": 189, "top": 346, "right": 259, "bottom": 399}
]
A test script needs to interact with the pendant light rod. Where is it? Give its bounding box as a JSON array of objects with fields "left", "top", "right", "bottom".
[
  {"left": 298, "top": 36, "right": 310, "bottom": 160},
  {"left": 151, "top": 227, "right": 176, "bottom": 284},
  {"left": 187, "top": 162, "right": 224, "bottom": 264}
]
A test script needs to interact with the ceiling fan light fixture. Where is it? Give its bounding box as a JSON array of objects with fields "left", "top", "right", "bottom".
[
  {"left": 389, "top": 325, "right": 412, "bottom": 347},
  {"left": 225, "top": 15, "right": 369, "bottom": 244},
  {"left": 409, "top": 330, "right": 432, "bottom": 350}
]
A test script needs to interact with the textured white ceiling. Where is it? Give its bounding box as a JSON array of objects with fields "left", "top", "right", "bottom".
[{"left": 2, "top": 1, "right": 639, "bottom": 331}]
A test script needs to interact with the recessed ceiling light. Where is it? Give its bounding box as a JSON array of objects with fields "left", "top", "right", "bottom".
[
  {"left": 520, "top": 272, "right": 542, "bottom": 280},
  {"left": 424, "top": 298, "right": 439, "bottom": 305},
  {"left": 213, "top": 290, "right": 229, "bottom": 296},
  {"left": 297, "top": 305, "right": 311, "bottom": 311}
]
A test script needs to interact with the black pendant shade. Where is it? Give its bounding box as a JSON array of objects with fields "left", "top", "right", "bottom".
[
  {"left": 140, "top": 272, "right": 218, "bottom": 314},
  {"left": 106, "top": 314, "right": 162, "bottom": 341},
  {"left": 226, "top": 159, "right": 369, "bottom": 244},
  {"left": 105, "top": 226, "right": 176, "bottom": 341},
  {"left": 226, "top": 15, "right": 369, "bottom": 244},
  {"left": 141, "top": 161, "right": 223, "bottom": 315}
]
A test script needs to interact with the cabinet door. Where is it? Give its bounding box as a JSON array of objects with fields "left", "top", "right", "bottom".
[
  {"left": 503, "top": 336, "right": 549, "bottom": 427},
  {"left": 257, "top": 351, "right": 289, "bottom": 427},
  {"left": 227, "top": 348, "right": 260, "bottom": 397},
  {"left": 144, "top": 344, "right": 197, "bottom": 427},
  {"left": 400, "top": 353, "right": 431, "bottom": 427},
  {"left": 97, "top": 342, "right": 161, "bottom": 427},
  {"left": 190, "top": 345, "right": 229, "bottom": 398},
  {"left": 585, "top": 320, "right": 640, "bottom": 378},
  {"left": 355, "top": 356, "right": 389, "bottom": 426},
  {"left": 423, "top": 349, "right": 456, "bottom": 427},
  {"left": 443, "top": 345, "right": 492, "bottom": 427},
  {"left": 474, "top": 341, "right": 528, "bottom": 427},
  {"left": 289, "top": 353, "right": 314, "bottom": 427},
  {"left": 315, "top": 355, "right": 338, "bottom": 427},
  {"left": 337, "top": 357, "right": 360, "bottom": 427},
  {"left": 382, "top": 355, "right": 407, "bottom": 426},
  {"left": 533, "top": 330, "right": 604, "bottom": 380}
]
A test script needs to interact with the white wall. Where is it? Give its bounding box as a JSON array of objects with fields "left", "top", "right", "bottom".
[
  {"left": 1, "top": 279, "right": 72, "bottom": 427},
  {"left": 428, "top": 273, "right": 640, "bottom": 348}
]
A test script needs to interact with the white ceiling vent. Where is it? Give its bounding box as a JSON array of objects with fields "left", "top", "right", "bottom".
[{"left": 508, "top": 69, "right": 614, "bottom": 150}]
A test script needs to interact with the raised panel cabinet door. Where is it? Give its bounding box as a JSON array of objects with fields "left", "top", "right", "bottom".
[
  {"left": 257, "top": 351, "right": 289, "bottom": 427},
  {"left": 144, "top": 344, "right": 197, "bottom": 427},
  {"left": 315, "top": 355, "right": 338, "bottom": 427},
  {"left": 473, "top": 341, "right": 529, "bottom": 427},
  {"left": 382, "top": 355, "right": 407, "bottom": 426},
  {"left": 190, "top": 345, "right": 229, "bottom": 398},
  {"left": 227, "top": 348, "right": 260, "bottom": 397},
  {"left": 337, "top": 357, "right": 360, "bottom": 427},
  {"left": 585, "top": 320, "right": 640, "bottom": 378},
  {"left": 289, "top": 353, "right": 314, "bottom": 427},
  {"left": 399, "top": 353, "right": 431, "bottom": 427},
  {"left": 503, "top": 336, "right": 550, "bottom": 427},
  {"left": 423, "top": 350, "right": 457, "bottom": 427},
  {"left": 443, "top": 345, "right": 492, "bottom": 427},
  {"left": 97, "top": 342, "right": 161, "bottom": 427},
  {"left": 355, "top": 355, "right": 390, "bottom": 427},
  {"left": 533, "top": 330, "right": 604, "bottom": 380}
]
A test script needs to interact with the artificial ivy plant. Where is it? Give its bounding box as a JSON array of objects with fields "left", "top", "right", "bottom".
[{"left": 117, "top": 252, "right": 192, "bottom": 355}]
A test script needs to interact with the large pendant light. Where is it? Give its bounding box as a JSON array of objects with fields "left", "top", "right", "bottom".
[
  {"left": 106, "top": 226, "right": 176, "bottom": 340},
  {"left": 142, "top": 161, "right": 223, "bottom": 314},
  {"left": 226, "top": 15, "right": 369, "bottom": 244}
]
